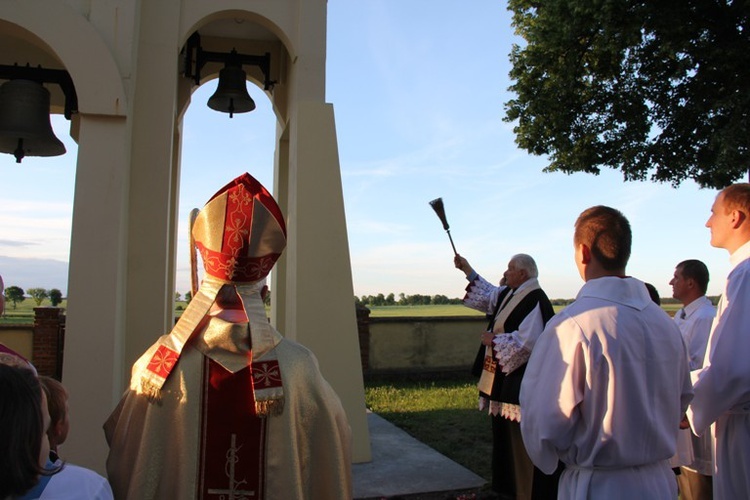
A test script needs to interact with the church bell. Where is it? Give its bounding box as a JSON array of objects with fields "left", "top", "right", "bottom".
[
  {"left": 207, "top": 64, "right": 256, "bottom": 118},
  {"left": 0, "top": 79, "right": 66, "bottom": 163}
]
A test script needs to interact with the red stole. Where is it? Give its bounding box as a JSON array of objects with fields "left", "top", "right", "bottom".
[{"left": 198, "top": 358, "right": 267, "bottom": 499}]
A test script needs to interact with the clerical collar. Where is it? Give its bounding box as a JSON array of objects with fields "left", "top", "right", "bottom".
[
  {"left": 730, "top": 239, "right": 750, "bottom": 270},
  {"left": 514, "top": 277, "right": 539, "bottom": 294}
]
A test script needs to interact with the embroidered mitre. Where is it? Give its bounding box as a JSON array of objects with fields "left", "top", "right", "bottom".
[{"left": 138, "top": 173, "right": 287, "bottom": 416}]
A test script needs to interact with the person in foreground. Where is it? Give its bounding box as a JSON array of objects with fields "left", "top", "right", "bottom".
[
  {"left": 455, "top": 253, "right": 560, "bottom": 499},
  {"left": 39, "top": 376, "right": 113, "bottom": 499},
  {"left": 39, "top": 376, "right": 69, "bottom": 462},
  {"left": 105, "top": 173, "right": 352, "bottom": 499},
  {"left": 0, "top": 363, "right": 54, "bottom": 499},
  {"left": 687, "top": 183, "right": 750, "bottom": 499},
  {"left": 519, "top": 205, "right": 693, "bottom": 499}
]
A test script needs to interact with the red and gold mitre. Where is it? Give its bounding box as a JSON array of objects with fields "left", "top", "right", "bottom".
[{"left": 192, "top": 173, "right": 286, "bottom": 283}]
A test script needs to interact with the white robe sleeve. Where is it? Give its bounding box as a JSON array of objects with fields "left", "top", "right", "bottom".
[
  {"left": 462, "top": 274, "right": 504, "bottom": 315},
  {"left": 519, "top": 313, "right": 585, "bottom": 474},
  {"left": 689, "top": 264, "right": 750, "bottom": 434},
  {"left": 493, "top": 303, "right": 545, "bottom": 374},
  {"left": 493, "top": 335, "right": 529, "bottom": 374}
]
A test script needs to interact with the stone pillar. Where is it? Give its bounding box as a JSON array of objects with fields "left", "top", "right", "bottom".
[
  {"left": 284, "top": 100, "right": 371, "bottom": 462},
  {"left": 62, "top": 114, "right": 129, "bottom": 473},
  {"left": 123, "top": 0, "right": 182, "bottom": 370}
]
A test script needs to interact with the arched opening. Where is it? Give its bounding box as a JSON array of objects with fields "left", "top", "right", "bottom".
[
  {"left": 0, "top": 21, "right": 78, "bottom": 330},
  {"left": 174, "top": 15, "right": 285, "bottom": 309},
  {"left": 175, "top": 80, "right": 278, "bottom": 299},
  {"left": 0, "top": 116, "right": 77, "bottom": 298}
]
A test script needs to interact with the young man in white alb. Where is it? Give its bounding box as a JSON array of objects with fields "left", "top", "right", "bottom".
[
  {"left": 688, "top": 183, "right": 750, "bottom": 499},
  {"left": 520, "top": 205, "right": 692, "bottom": 500}
]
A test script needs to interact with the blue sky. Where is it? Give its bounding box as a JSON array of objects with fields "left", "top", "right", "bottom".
[{"left": 0, "top": 1, "right": 732, "bottom": 300}]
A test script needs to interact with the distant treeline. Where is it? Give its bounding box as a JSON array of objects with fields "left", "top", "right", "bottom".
[
  {"left": 355, "top": 294, "right": 721, "bottom": 308},
  {"left": 356, "top": 295, "right": 579, "bottom": 308},
  {"left": 2, "top": 285, "right": 64, "bottom": 309},
  {"left": 356, "top": 293, "right": 463, "bottom": 307}
]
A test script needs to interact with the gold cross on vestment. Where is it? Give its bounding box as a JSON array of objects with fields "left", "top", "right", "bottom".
[{"left": 207, "top": 434, "right": 255, "bottom": 500}]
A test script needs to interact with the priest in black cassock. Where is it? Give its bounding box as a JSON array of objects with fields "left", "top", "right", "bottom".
[{"left": 455, "top": 253, "right": 561, "bottom": 500}]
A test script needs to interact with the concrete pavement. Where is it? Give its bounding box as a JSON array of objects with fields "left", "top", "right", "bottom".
[{"left": 353, "top": 411, "right": 487, "bottom": 499}]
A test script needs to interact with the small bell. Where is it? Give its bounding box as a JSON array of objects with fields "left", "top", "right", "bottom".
[
  {"left": 0, "top": 79, "right": 66, "bottom": 163},
  {"left": 207, "top": 64, "right": 256, "bottom": 118}
]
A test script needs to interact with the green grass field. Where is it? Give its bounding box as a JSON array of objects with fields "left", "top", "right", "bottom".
[
  {"left": 0, "top": 298, "right": 68, "bottom": 324},
  {"left": 366, "top": 304, "right": 485, "bottom": 317},
  {"left": 369, "top": 302, "right": 680, "bottom": 317},
  {"left": 1, "top": 299, "right": 682, "bottom": 325}
]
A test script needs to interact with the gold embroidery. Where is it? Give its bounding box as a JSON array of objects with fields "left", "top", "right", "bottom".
[
  {"left": 206, "top": 434, "right": 254, "bottom": 499},
  {"left": 253, "top": 362, "right": 281, "bottom": 388}
]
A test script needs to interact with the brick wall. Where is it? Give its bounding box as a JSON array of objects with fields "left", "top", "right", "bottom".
[
  {"left": 32, "top": 307, "right": 65, "bottom": 379},
  {"left": 355, "top": 304, "right": 370, "bottom": 371}
]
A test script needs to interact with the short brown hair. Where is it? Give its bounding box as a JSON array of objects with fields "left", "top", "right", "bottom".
[
  {"left": 574, "top": 206, "right": 632, "bottom": 271},
  {"left": 677, "top": 259, "right": 710, "bottom": 295},
  {"left": 720, "top": 183, "right": 750, "bottom": 215},
  {"left": 40, "top": 376, "right": 68, "bottom": 430}
]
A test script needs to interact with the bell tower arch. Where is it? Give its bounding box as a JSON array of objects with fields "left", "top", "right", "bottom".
[{"left": 0, "top": 0, "right": 370, "bottom": 470}]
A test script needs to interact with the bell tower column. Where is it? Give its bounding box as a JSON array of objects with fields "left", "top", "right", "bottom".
[
  {"left": 123, "top": 0, "right": 182, "bottom": 369},
  {"left": 282, "top": 100, "right": 371, "bottom": 462},
  {"left": 265, "top": 0, "right": 371, "bottom": 463},
  {"left": 62, "top": 114, "right": 129, "bottom": 470}
]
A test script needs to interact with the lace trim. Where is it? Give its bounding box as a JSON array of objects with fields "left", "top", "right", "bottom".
[
  {"left": 500, "top": 403, "right": 522, "bottom": 422},
  {"left": 463, "top": 275, "right": 497, "bottom": 312},
  {"left": 478, "top": 396, "right": 522, "bottom": 422},
  {"left": 493, "top": 335, "right": 530, "bottom": 374}
]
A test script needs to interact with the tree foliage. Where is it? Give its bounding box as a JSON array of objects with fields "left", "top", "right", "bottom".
[
  {"left": 49, "top": 289, "right": 63, "bottom": 307},
  {"left": 505, "top": 0, "right": 750, "bottom": 188},
  {"left": 27, "top": 288, "right": 49, "bottom": 306},
  {"left": 3, "top": 286, "right": 25, "bottom": 310}
]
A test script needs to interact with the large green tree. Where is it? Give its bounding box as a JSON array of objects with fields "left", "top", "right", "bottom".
[
  {"left": 505, "top": 0, "right": 750, "bottom": 188},
  {"left": 3, "top": 286, "right": 25, "bottom": 310}
]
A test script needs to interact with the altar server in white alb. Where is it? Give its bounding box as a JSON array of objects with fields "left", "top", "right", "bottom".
[
  {"left": 520, "top": 205, "right": 692, "bottom": 499},
  {"left": 669, "top": 259, "right": 715, "bottom": 499},
  {"left": 688, "top": 183, "right": 750, "bottom": 499}
]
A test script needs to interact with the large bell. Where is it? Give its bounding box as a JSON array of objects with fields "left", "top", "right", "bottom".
[
  {"left": 207, "top": 65, "right": 256, "bottom": 118},
  {"left": 0, "top": 79, "right": 66, "bottom": 163}
]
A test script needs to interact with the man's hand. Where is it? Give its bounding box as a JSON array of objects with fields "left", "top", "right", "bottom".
[
  {"left": 454, "top": 254, "right": 472, "bottom": 276},
  {"left": 679, "top": 414, "right": 690, "bottom": 430},
  {"left": 481, "top": 331, "right": 495, "bottom": 347}
]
